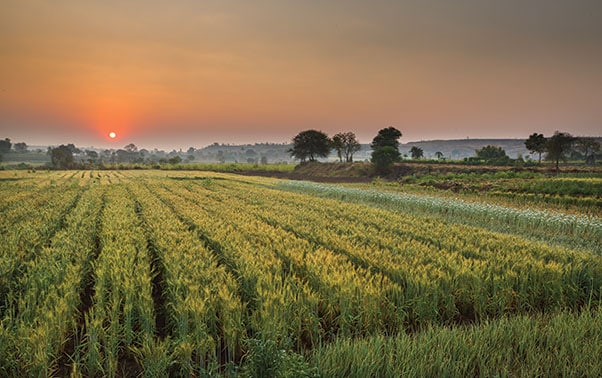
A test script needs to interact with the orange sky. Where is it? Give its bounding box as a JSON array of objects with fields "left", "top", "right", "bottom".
[{"left": 1, "top": 0, "right": 601, "bottom": 149}]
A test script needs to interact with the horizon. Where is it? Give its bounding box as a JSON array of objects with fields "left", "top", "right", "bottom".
[{"left": 2, "top": 1, "right": 601, "bottom": 150}]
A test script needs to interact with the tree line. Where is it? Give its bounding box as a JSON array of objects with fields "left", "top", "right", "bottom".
[
  {"left": 525, "top": 131, "right": 600, "bottom": 172},
  {"left": 289, "top": 128, "right": 601, "bottom": 174},
  {"left": 289, "top": 127, "right": 404, "bottom": 173}
]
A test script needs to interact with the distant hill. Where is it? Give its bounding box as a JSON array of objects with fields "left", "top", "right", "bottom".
[{"left": 400, "top": 139, "right": 532, "bottom": 160}]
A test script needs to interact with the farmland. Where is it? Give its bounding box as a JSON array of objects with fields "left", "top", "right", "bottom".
[{"left": 1, "top": 169, "right": 601, "bottom": 376}]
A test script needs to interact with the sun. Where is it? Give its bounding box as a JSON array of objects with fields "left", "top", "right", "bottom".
[{"left": 109, "top": 131, "right": 117, "bottom": 139}]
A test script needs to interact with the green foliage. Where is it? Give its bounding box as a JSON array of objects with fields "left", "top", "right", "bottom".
[
  {"left": 525, "top": 133, "right": 547, "bottom": 163},
  {"left": 289, "top": 130, "right": 332, "bottom": 162},
  {"left": 331, "top": 132, "right": 361, "bottom": 163},
  {"left": 546, "top": 131, "right": 575, "bottom": 172},
  {"left": 474, "top": 145, "right": 509, "bottom": 164},
  {"left": 240, "top": 339, "right": 318, "bottom": 378},
  {"left": 370, "top": 127, "right": 402, "bottom": 150},
  {"left": 575, "top": 137, "right": 600, "bottom": 165},
  {"left": 13, "top": 142, "right": 27, "bottom": 152},
  {"left": 409, "top": 146, "right": 424, "bottom": 159},
  {"left": 49, "top": 145, "right": 75, "bottom": 169},
  {"left": 370, "top": 146, "right": 400, "bottom": 174},
  {"left": 310, "top": 310, "right": 602, "bottom": 377},
  {"left": 2, "top": 170, "right": 601, "bottom": 376},
  {"left": 0, "top": 138, "right": 11, "bottom": 154}
]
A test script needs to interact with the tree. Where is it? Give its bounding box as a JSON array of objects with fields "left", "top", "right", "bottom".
[
  {"left": 370, "top": 127, "right": 402, "bottom": 174},
  {"left": 435, "top": 151, "right": 444, "bottom": 160},
  {"left": 575, "top": 137, "right": 600, "bottom": 165},
  {"left": 124, "top": 143, "right": 138, "bottom": 152},
  {"left": 475, "top": 145, "right": 509, "bottom": 164},
  {"left": 546, "top": 131, "right": 575, "bottom": 173},
  {"left": 168, "top": 156, "right": 182, "bottom": 164},
  {"left": 289, "top": 130, "right": 332, "bottom": 162},
  {"left": 409, "top": 146, "right": 424, "bottom": 159},
  {"left": 49, "top": 145, "right": 75, "bottom": 169},
  {"left": 370, "top": 127, "right": 402, "bottom": 150},
  {"left": 66, "top": 143, "right": 81, "bottom": 154},
  {"left": 371, "top": 146, "right": 400, "bottom": 174},
  {"left": 13, "top": 142, "right": 27, "bottom": 152},
  {"left": 0, "top": 138, "right": 11, "bottom": 154},
  {"left": 85, "top": 150, "right": 99, "bottom": 164},
  {"left": 525, "top": 133, "right": 547, "bottom": 163},
  {"left": 332, "top": 132, "right": 361, "bottom": 162}
]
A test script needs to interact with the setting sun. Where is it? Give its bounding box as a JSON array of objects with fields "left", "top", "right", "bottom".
[{"left": 109, "top": 131, "right": 117, "bottom": 139}]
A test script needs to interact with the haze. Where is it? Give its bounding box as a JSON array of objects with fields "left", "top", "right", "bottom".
[{"left": 1, "top": 0, "right": 601, "bottom": 150}]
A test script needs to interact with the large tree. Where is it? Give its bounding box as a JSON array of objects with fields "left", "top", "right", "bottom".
[
  {"left": 332, "top": 132, "right": 361, "bottom": 162},
  {"left": 289, "top": 130, "right": 332, "bottom": 162},
  {"left": 546, "top": 131, "right": 575, "bottom": 173},
  {"left": 525, "top": 133, "right": 547, "bottom": 163},
  {"left": 370, "top": 127, "right": 402, "bottom": 150},
  {"left": 370, "top": 127, "right": 402, "bottom": 174},
  {"left": 371, "top": 146, "right": 400, "bottom": 174},
  {"left": 49, "top": 145, "right": 75, "bottom": 169}
]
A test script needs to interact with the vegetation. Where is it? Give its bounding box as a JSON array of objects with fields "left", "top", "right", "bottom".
[
  {"left": 546, "top": 131, "right": 575, "bottom": 173},
  {"left": 331, "top": 132, "right": 361, "bottom": 163},
  {"left": 409, "top": 146, "right": 424, "bottom": 159},
  {"left": 370, "top": 127, "right": 402, "bottom": 174},
  {"left": 525, "top": 133, "right": 546, "bottom": 163},
  {"left": 289, "top": 130, "right": 332, "bottom": 162},
  {"left": 0, "top": 170, "right": 600, "bottom": 376},
  {"left": 474, "top": 145, "right": 509, "bottom": 165}
]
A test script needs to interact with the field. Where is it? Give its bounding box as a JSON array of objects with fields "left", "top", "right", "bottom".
[{"left": 1, "top": 169, "right": 601, "bottom": 376}]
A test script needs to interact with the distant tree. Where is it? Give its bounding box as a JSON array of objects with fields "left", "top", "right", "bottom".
[
  {"left": 332, "top": 132, "right": 361, "bottom": 162},
  {"left": 13, "top": 142, "right": 27, "bottom": 152},
  {"left": 124, "top": 143, "right": 138, "bottom": 152},
  {"left": 370, "top": 127, "right": 402, "bottom": 150},
  {"left": 475, "top": 145, "right": 508, "bottom": 163},
  {"left": 186, "top": 154, "right": 195, "bottom": 162},
  {"left": 546, "top": 131, "right": 575, "bottom": 173},
  {"left": 289, "top": 130, "right": 332, "bottom": 162},
  {"left": 409, "top": 146, "right": 424, "bottom": 159},
  {"left": 50, "top": 145, "right": 75, "bottom": 169},
  {"left": 0, "top": 138, "right": 11, "bottom": 154},
  {"left": 435, "top": 151, "right": 444, "bottom": 160},
  {"left": 260, "top": 156, "right": 268, "bottom": 165},
  {"left": 370, "top": 127, "right": 402, "bottom": 174},
  {"left": 525, "top": 133, "right": 547, "bottom": 163},
  {"left": 187, "top": 147, "right": 196, "bottom": 154},
  {"left": 371, "top": 146, "right": 401, "bottom": 174},
  {"left": 168, "top": 156, "right": 182, "bottom": 164},
  {"left": 85, "top": 150, "right": 99, "bottom": 164},
  {"left": 575, "top": 137, "right": 600, "bottom": 165},
  {"left": 66, "top": 143, "right": 81, "bottom": 154}
]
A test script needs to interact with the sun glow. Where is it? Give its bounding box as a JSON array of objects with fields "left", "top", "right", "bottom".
[{"left": 109, "top": 131, "right": 117, "bottom": 139}]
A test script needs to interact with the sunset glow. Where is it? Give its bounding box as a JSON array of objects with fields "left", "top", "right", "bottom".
[{"left": 1, "top": 1, "right": 601, "bottom": 149}]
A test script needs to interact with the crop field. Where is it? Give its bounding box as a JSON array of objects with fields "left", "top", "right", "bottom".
[{"left": 1, "top": 170, "right": 601, "bottom": 376}]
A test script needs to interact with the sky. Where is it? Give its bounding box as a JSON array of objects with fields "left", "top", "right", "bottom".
[{"left": 1, "top": 0, "right": 601, "bottom": 150}]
